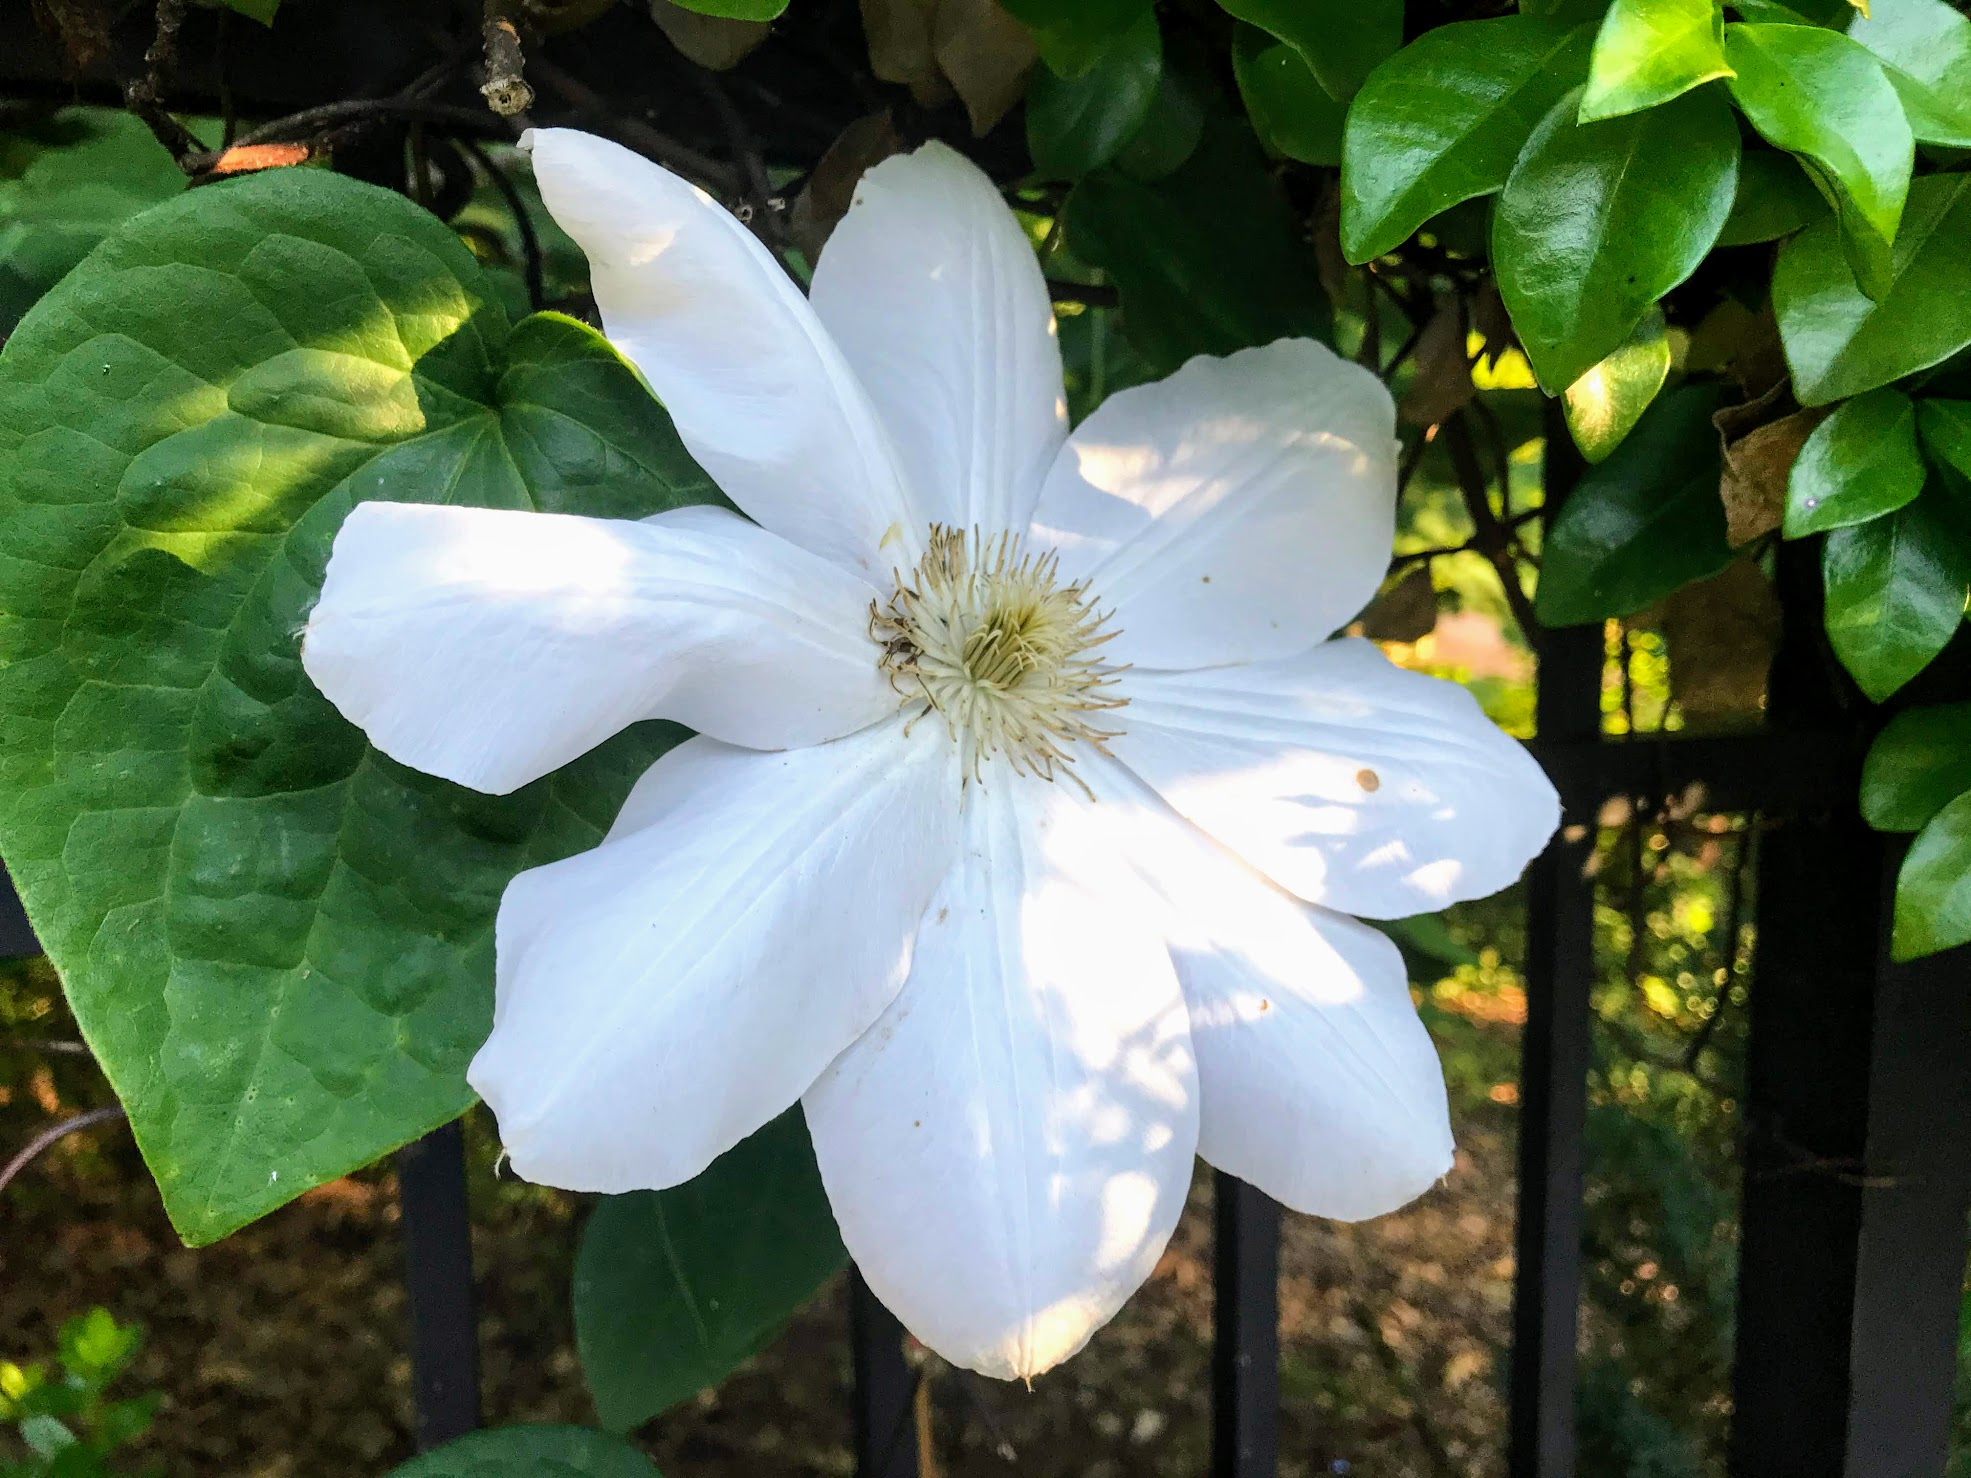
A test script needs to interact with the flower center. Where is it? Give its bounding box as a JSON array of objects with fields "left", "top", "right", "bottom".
[{"left": 871, "top": 525, "right": 1126, "bottom": 789}]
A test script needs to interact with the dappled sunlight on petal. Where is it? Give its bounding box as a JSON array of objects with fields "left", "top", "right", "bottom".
[{"left": 803, "top": 771, "right": 1197, "bottom": 1381}]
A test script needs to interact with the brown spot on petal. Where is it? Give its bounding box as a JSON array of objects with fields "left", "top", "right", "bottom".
[{"left": 1356, "top": 768, "right": 1382, "bottom": 792}]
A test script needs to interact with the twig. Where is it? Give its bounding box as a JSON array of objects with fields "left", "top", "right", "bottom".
[
  {"left": 1444, "top": 412, "right": 1541, "bottom": 639},
  {"left": 530, "top": 58, "right": 738, "bottom": 195},
  {"left": 0, "top": 1038, "right": 91, "bottom": 1056},
  {"left": 690, "top": 68, "right": 793, "bottom": 262},
  {"left": 461, "top": 137, "right": 545, "bottom": 312},
  {"left": 480, "top": 0, "right": 536, "bottom": 117},
  {"left": 124, "top": 0, "right": 204, "bottom": 168},
  {"left": 1046, "top": 278, "right": 1119, "bottom": 308},
  {"left": 0, "top": 1106, "right": 126, "bottom": 1198}
]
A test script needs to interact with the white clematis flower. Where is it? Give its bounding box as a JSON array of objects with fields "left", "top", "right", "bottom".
[{"left": 300, "top": 128, "right": 1560, "bottom": 1381}]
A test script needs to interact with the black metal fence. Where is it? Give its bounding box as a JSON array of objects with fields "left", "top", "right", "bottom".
[{"left": 0, "top": 101, "right": 1965, "bottom": 1453}]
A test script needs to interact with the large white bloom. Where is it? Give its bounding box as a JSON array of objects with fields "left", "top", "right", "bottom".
[{"left": 301, "top": 129, "right": 1559, "bottom": 1381}]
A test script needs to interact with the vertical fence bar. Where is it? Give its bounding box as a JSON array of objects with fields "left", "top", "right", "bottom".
[
  {"left": 0, "top": 863, "right": 38, "bottom": 959},
  {"left": 851, "top": 1265, "right": 919, "bottom": 1478},
  {"left": 397, "top": 1121, "right": 482, "bottom": 1450},
  {"left": 1507, "top": 413, "right": 1600, "bottom": 1478},
  {"left": 1212, "top": 1172, "right": 1281, "bottom": 1478}
]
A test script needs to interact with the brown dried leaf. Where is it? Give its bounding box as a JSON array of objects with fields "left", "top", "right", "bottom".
[
  {"left": 1398, "top": 298, "right": 1474, "bottom": 429},
  {"left": 1715, "top": 395, "right": 1829, "bottom": 548},
  {"left": 649, "top": 0, "right": 771, "bottom": 71},
  {"left": 862, "top": 0, "right": 951, "bottom": 103},
  {"left": 790, "top": 112, "right": 906, "bottom": 259},
  {"left": 1472, "top": 282, "right": 1513, "bottom": 371},
  {"left": 1354, "top": 566, "right": 1440, "bottom": 643},
  {"left": 933, "top": 0, "right": 1037, "bottom": 135},
  {"left": 1657, "top": 558, "right": 1782, "bottom": 726}
]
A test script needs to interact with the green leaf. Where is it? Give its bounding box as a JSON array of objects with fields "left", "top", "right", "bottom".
[
  {"left": 0, "top": 170, "right": 717, "bottom": 1245},
  {"left": 1580, "top": 0, "right": 1735, "bottom": 122},
  {"left": 1716, "top": 148, "right": 1827, "bottom": 245},
  {"left": 1218, "top": 0, "right": 1403, "bottom": 102},
  {"left": 387, "top": 1427, "right": 662, "bottom": 1477},
  {"left": 1893, "top": 789, "right": 1971, "bottom": 960},
  {"left": 1823, "top": 498, "right": 1968, "bottom": 700},
  {"left": 1233, "top": 24, "right": 1347, "bottom": 166},
  {"left": 1065, "top": 119, "right": 1330, "bottom": 374},
  {"left": 1113, "top": 54, "right": 1208, "bottom": 180},
  {"left": 574, "top": 1112, "right": 845, "bottom": 1432},
  {"left": 1918, "top": 398, "right": 1971, "bottom": 499},
  {"left": 1862, "top": 701, "right": 1971, "bottom": 830},
  {"left": 1847, "top": 0, "right": 1971, "bottom": 148},
  {"left": 1493, "top": 84, "right": 1739, "bottom": 391},
  {"left": 0, "top": 109, "right": 189, "bottom": 332},
  {"left": 208, "top": 0, "right": 282, "bottom": 22},
  {"left": 1783, "top": 388, "right": 1926, "bottom": 535},
  {"left": 1723, "top": 24, "right": 1912, "bottom": 300},
  {"left": 1027, "top": 7, "right": 1163, "bottom": 178},
  {"left": 1001, "top": 0, "right": 1153, "bottom": 76},
  {"left": 662, "top": 0, "right": 785, "bottom": 17},
  {"left": 1774, "top": 173, "right": 1971, "bottom": 404},
  {"left": 1536, "top": 383, "right": 1736, "bottom": 624},
  {"left": 1339, "top": 17, "right": 1595, "bottom": 263},
  {"left": 1563, "top": 306, "right": 1672, "bottom": 462}
]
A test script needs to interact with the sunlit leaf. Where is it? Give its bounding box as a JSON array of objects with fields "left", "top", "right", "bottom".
[
  {"left": 1847, "top": 0, "right": 1971, "bottom": 148},
  {"left": 1580, "top": 0, "right": 1734, "bottom": 122},
  {"left": 1563, "top": 307, "right": 1672, "bottom": 462}
]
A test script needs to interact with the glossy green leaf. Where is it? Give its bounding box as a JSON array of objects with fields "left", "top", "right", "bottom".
[
  {"left": 1724, "top": 23, "right": 1913, "bottom": 300},
  {"left": 1065, "top": 120, "right": 1330, "bottom": 374},
  {"left": 1027, "top": 7, "right": 1163, "bottom": 178},
  {"left": 1893, "top": 789, "right": 1971, "bottom": 960},
  {"left": 0, "top": 110, "right": 189, "bottom": 332},
  {"left": 1002, "top": 0, "right": 1153, "bottom": 75},
  {"left": 0, "top": 169, "right": 716, "bottom": 1244},
  {"left": 1580, "top": 0, "right": 1734, "bottom": 122},
  {"left": 1918, "top": 399, "right": 1971, "bottom": 500},
  {"left": 1339, "top": 16, "right": 1594, "bottom": 264},
  {"left": 663, "top": 0, "right": 785, "bottom": 17},
  {"left": 1233, "top": 24, "right": 1347, "bottom": 166},
  {"left": 1847, "top": 0, "right": 1971, "bottom": 148},
  {"left": 1493, "top": 84, "right": 1739, "bottom": 391},
  {"left": 387, "top": 1427, "right": 661, "bottom": 1477},
  {"left": 1774, "top": 174, "right": 1971, "bottom": 404},
  {"left": 1861, "top": 701, "right": 1971, "bottom": 830},
  {"left": 1823, "top": 498, "right": 1969, "bottom": 700},
  {"left": 1218, "top": 0, "right": 1403, "bottom": 102},
  {"left": 574, "top": 1112, "right": 845, "bottom": 1432},
  {"left": 1716, "top": 148, "right": 1827, "bottom": 246},
  {"left": 1536, "top": 383, "right": 1737, "bottom": 624},
  {"left": 209, "top": 0, "right": 282, "bottom": 21},
  {"left": 1563, "top": 307, "right": 1672, "bottom": 462},
  {"left": 1784, "top": 388, "right": 1926, "bottom": 535},
  {"left": 1113, "top": 54, "right": 1208, "bottom": 180}
]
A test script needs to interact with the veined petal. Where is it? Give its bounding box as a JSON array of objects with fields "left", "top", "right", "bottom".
[
  {"left": 810, "top": 143, "right": 1068, "bottom": 535},
  {"left": 523, "top": 127, "right": 919, "bottom": 579},
  {"left": 1089, "top": 753, "right": 1454, "bottom": 1220},
  {"left": 1115, "top": 639, "right": 1559, "bottom": 918},
  {"left": 1028, "top": 339, "right": 1398, "bottom": 670},
  {"left": 804, "top": 772, "right": 1197, "bottom": 1382},
  {"left": 302, "top": 502, "right": 894, "bottom": 795},
  {"left": 470, "top": 723, "right": 961, "bottom": 1193}
]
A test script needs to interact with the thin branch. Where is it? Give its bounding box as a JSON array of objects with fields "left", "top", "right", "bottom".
[
  {"left": 0, "top": 1106, "right": 126, "bottom": 1197},
  {"left": 531, "top": 58, "right": 738, "bottom": 196},
  {"left": 461, "top": 137, "right": 544, "bottom": 312},
  {"left": 1444, "top": 412, "right": 1541, "bottom": 638},
  {"left": 1046, "top": 278, "right": 1119, "bottom": 308},
  {"left": 690, "top": 68, "right": 793, "bottom": 263},
  {"left": 124, "top": 0, "right": 205, "bottom": 168}
]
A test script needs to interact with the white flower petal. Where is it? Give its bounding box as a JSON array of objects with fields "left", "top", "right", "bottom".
[
  {"left": 469, "top": 723, "right": 960, "bottom": 1192},
  {"left": 810, "top": 143, "right": 1068, "bottom": 535},
  {"left": 302, "top": 502, "right": 895, "bottom": 795},
  {"left": 1088, "top": 754, "right": 1454, "bottom": 1220},
  {"left": 1116, "top": 638, "right": 1559, "bottom": 918},
  {"left": 1028, "top": 338, "right": 1398, "bottom": 669},
  {"left": 523, "top": 127, "right": 919, "bottom": 579},
  {"left": 804, "top": 773, "right": 1197, "bottom": 1382}
]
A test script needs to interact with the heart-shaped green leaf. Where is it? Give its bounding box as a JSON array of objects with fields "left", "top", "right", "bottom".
[
  {"left": 1027, "top": 6, "right": 1163, "bottom": 179},
  {"left": 1862, "top": 701, "right": 1971, "bottom": 831},
  {"left": 1494, "top": 83, "right": 1739, "bottom": 391},
  {"left": 1724, "top": 23, "right": 1913, "bottom": 300},
  {"left": 0, "top": 168, "right": 716, "bottom": 1245},
  {"left": 1784, "top": 387, "right": 1926, "bottom": 536},
  {"left": 574, "top": 1111, "right": 845, "bottom": 1433},
  {"left": 1580, "top": 0, "right": 1734, "bottom": 122},
  {"left": 1893, "top": 789, "right": 1971, "bottom": 961},
  {"left": 1536, "top": 383, "right": 1736, "bottom": 624},
  {"left": 1218, "top": 0, "right": 1403, "bottom": 102},
  {"left": 1338, "top": 16, "right": 1594, "bottom": 264},
  {"left": 387, "top": 1427, "right": 662, "bottom": 1477},
  {"left": 1822, "top": 497, "right": 1968, "bottom": 701},
  {"left": 1774, "top": 173, "right": 1971, "bottom": 405},
  {"left": 1847, "top": 0, "right": 1971, "bottom": 148}
]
